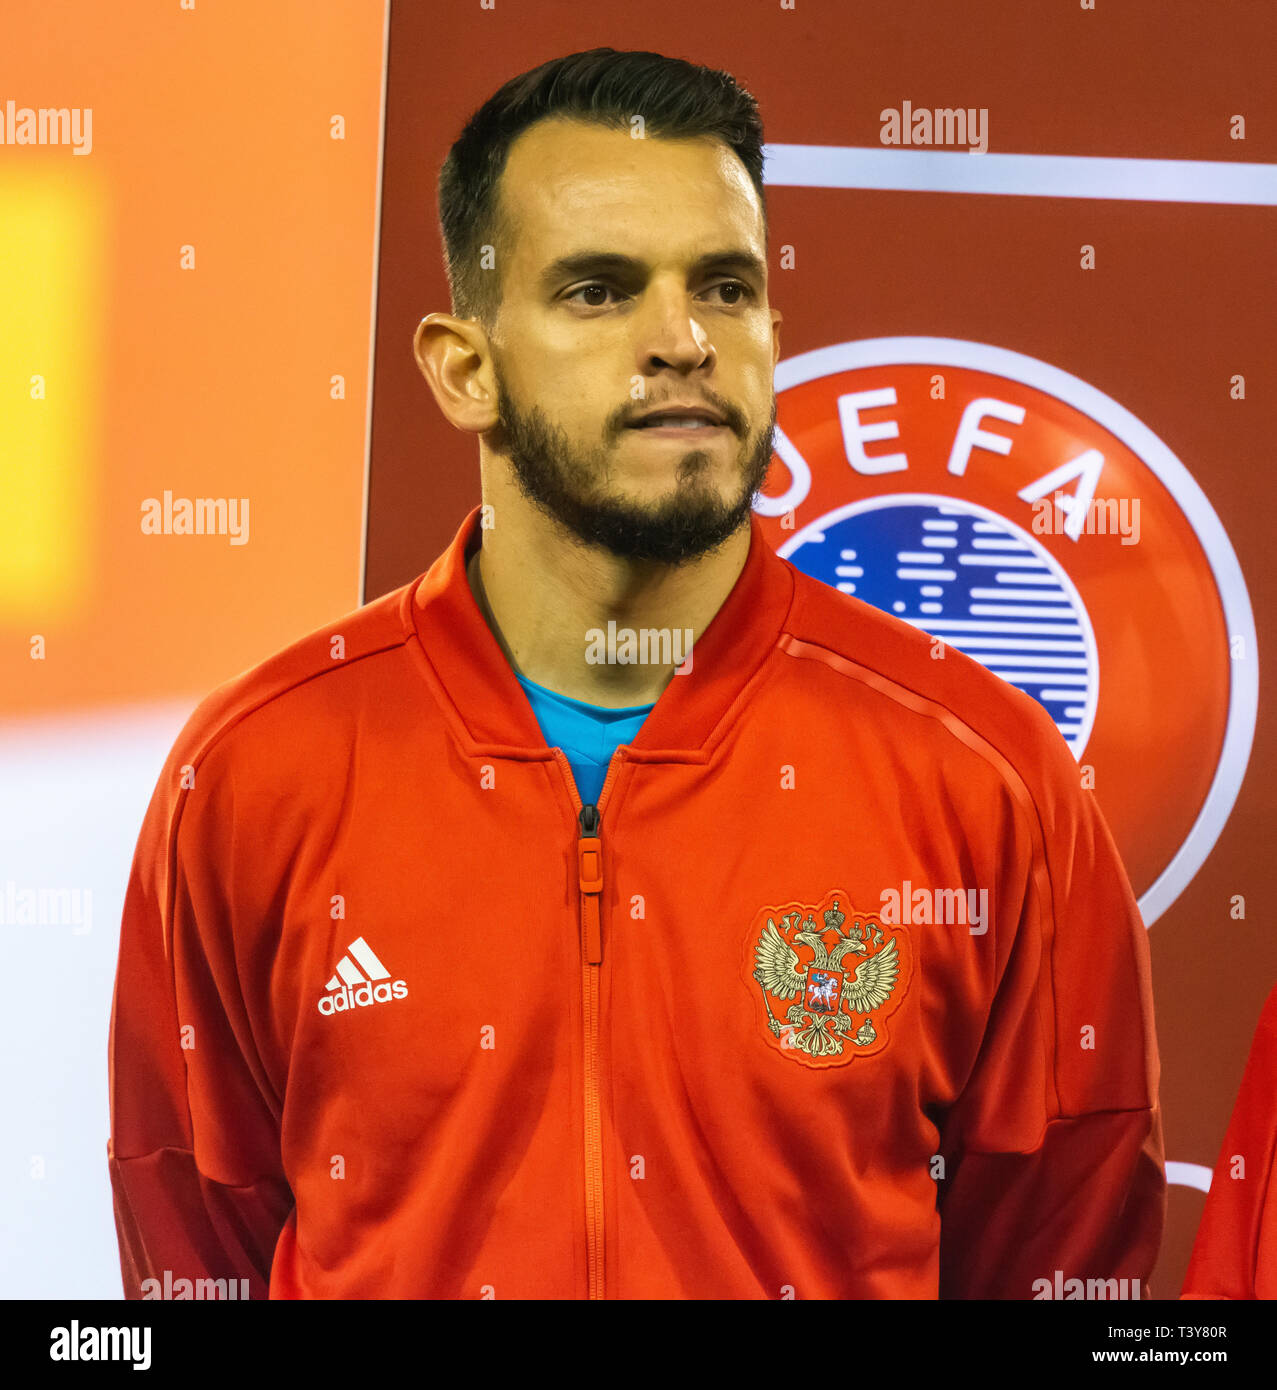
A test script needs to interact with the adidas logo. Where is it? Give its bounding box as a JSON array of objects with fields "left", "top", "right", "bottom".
[{"left": 317, "top": 935, "right": 408, "bottom": 1016}]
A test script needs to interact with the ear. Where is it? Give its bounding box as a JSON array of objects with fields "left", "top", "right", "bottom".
[
  {"left": 413, "top": 313, "right": 499, "bottom": 433},
  {"left": 770, "top": 307, "right": 783, "bottom": 369}
]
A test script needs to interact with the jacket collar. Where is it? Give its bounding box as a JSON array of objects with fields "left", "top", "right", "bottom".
[{"left": 409, "top": 506, "right": 795, "bottom": 760}]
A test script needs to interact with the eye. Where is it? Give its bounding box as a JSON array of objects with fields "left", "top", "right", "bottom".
[
  {"left": 564, "top": 282, "right": 624, "bottom": 307},
  {"left": 705, "top": 280, "right": 754, "bottom": 305}
]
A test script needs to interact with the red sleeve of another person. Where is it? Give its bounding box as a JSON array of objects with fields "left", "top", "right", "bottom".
[{"left": 1181, "top": 982, "right": 1277, "bottom": 1300}]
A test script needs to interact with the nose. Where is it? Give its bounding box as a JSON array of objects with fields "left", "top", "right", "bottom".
[{"left": 635, "top": 277, "right": 715, "bottom": 375}]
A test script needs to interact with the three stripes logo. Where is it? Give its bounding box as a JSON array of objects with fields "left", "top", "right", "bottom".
[{"left": 317, "top": 935, "right": 408, "bottom": 1016}]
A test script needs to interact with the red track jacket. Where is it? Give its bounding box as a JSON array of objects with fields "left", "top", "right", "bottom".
[
  {"left": 108, "top": 505, "right": 1165, "bottom": 1299},
  {"left": 1181, "top": 983, "right": 1277, "bottom": 1299}
]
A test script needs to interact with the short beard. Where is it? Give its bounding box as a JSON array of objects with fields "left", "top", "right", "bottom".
[{"left": 489, "top": 362, "right": 777, "bottom": 567}]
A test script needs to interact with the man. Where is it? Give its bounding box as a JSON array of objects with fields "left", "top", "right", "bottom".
[{"left": 108, "top": 47, "right": 1165, "bottom": 1299}]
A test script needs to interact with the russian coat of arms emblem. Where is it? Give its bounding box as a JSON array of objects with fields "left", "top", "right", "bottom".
[{"left": 746, "top": 891, "right": 910, "bottom": 1068}]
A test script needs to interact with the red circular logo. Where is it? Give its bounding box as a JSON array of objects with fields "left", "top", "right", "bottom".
[{"left": 757, "top": 338, "right": 1257, "bottom": 925}]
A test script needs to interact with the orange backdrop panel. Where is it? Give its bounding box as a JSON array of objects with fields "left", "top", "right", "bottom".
[{"left": 1, "top": 0, "right": 387, "bottom": 716}]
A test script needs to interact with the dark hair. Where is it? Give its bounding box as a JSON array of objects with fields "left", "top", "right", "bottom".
[{"left": 437, "top": 48, "right": 768, "bottom": 330}]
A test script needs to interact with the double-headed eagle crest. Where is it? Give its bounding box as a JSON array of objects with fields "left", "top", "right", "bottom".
[{"left": 751, "top": 897, "right": 904, "bottom": 1062}]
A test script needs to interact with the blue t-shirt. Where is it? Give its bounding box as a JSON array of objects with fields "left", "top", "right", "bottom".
[{"left": 515, "top": 672, "right": 654, "bottom": 807}]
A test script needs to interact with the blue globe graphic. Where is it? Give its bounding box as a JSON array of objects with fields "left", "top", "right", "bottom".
[{"left": 781, "top": 497, "right": 1099, "bottom": 756}]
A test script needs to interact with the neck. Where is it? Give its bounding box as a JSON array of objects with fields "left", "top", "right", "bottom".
[{"left": 466, "top": 499, "right": 751, "bottom": 708}]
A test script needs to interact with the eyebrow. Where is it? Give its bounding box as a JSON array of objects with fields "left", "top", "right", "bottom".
[{"left": 538, "top": 248, "right": 768, "bottom": 295}]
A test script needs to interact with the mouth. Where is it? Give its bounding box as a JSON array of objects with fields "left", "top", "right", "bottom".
[
  {"left": 628, "top": 422, "right": 728, "bottom": 440},
  {"left": 626, "top": 413, "right": 729, "bottom": 440}
]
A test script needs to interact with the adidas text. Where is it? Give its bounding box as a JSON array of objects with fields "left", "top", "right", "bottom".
[{"left": 318, "top": 980, "right": 408, "bottom": 1015}]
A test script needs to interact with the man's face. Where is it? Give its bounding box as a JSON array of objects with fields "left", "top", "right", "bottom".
[{"left": 483, "top": 116, "right": 781, "bottom": 565}]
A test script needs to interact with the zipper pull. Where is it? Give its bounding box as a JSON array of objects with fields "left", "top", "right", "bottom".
[{"left": 577, "top": 803, "right": 603, "bottom": 964}]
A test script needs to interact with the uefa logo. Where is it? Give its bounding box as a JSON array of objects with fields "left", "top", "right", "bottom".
[{"left": 757, "top": 337, "right": 1258, "bottom": 926}]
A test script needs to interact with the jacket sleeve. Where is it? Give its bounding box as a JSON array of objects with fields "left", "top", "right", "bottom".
[
  {"left": 1180, "top": 983, "right": 1277, "bottom": 1300},
  {"left": 107, "top": 729, "right": 293, "bottom": 1299},
  {"left": 937, "top": 714, "right": 1166, "bottom": 1299}
]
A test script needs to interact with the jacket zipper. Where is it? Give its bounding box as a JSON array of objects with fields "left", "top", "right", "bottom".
[
  {"left": 553, "top": 747, "right": 622, "bottom": 1301},
  {"left": 577, "top": 798, "right": 604, "bottom": 1301}
]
